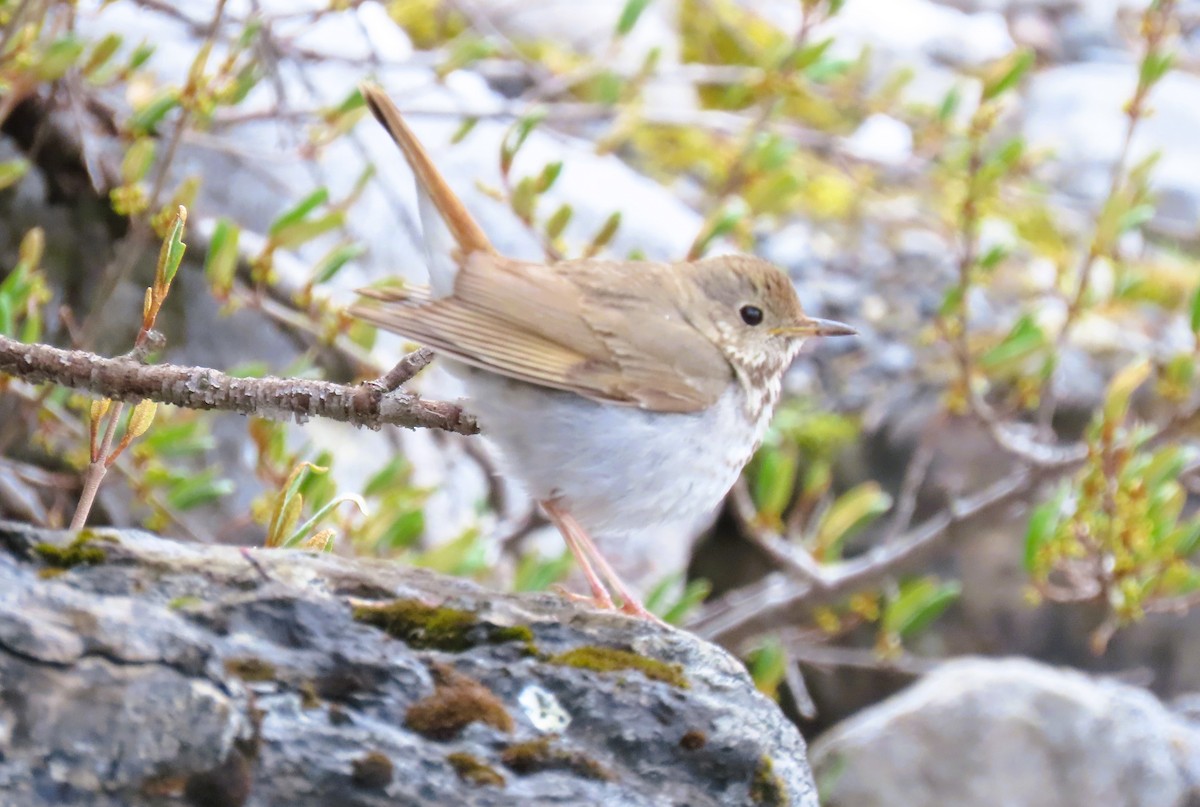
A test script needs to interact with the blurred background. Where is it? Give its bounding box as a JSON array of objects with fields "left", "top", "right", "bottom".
[{"left": 2, "top": 0, "right": 1199, "bottom": 802}]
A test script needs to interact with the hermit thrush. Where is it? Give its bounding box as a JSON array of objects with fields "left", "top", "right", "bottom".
[{"left": 352, "top": 83, "right": 854, "bottom": 619}]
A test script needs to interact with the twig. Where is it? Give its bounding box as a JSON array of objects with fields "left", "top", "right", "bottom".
[
  {"left": 370, "top": 348, "right": 435, "bottom": 393},
  {"left": 728, "top": 478, "right": 827, "bottom": 585},
  {"left": 0, "top": 336, "right": 476, "bottom": 435},
  {"left": 777, "top": 630, "right": 940, "bottom": 677},
  {"left": 70, "top": 401, "right": 123, "bottom": 530},
  {"left": 690, "top": 400, "right": 1200, "bottom": 646},
  {"left": 1035, "top": 0, "right": 1176, "bottom": 434},
  {"left": 689, "top": 466, "right": 1050, "bottom": 645},
  {"left": 880, "top": 416, "right": 940, "bottom": 543}
]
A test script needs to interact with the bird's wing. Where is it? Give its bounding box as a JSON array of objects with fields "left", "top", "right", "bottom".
[{"left": 352, "top": 255, "right": 732, "bottom": 413}]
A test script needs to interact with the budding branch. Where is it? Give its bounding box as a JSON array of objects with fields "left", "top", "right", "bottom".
[{"left": 0, "top": 335, "right": 478, "bottom": 436}]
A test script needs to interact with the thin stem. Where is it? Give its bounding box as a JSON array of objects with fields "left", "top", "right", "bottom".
[{"left": 69, "top": 402, "right": 124, "bottom": 530}]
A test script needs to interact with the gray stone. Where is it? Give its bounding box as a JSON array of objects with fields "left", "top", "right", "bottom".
[
  {"left": 811, "top": 657, "right": 1199, "bottom": 807},
  {"left": 0, "top": 521, "right": 816, "bottom": 806}
]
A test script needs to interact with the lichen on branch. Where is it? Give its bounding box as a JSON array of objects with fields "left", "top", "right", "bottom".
[{"left": 0, "top": 335, "right": 476, "bottom": 435}]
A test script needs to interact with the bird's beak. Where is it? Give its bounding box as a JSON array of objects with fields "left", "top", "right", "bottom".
[{"left": 772, "top": 317, "right": 856, "bottom": 338}]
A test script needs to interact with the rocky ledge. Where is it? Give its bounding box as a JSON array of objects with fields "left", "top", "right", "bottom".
[{"left": 0, "top": 521, "right": 814, "bottom": 806}]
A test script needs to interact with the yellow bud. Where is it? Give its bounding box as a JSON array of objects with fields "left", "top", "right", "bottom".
[
  {"left": 127, "top": 400, "right": 158, "bottom": 439},
  {"left": 90, "top": 398, "right": 111, "bottom": 423}
]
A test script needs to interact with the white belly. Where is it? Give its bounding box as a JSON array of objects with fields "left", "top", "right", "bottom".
[{"left": 453, "top": 364, "right": 768, "bottom": 538}]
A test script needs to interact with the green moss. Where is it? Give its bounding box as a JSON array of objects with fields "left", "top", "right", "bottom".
[
  {"left": 405, "top": 663, "right": 514, "bottom": 741},
  {"left": 750, "top": 755, "right": 788, "bottom": 806},
  {"left": 350, "top": 751, "right": 393, "bottom": 789},
  {"left": 549, "top": 645, "right": 688, "bottom": 689},
  {"left": 223, "top": 657, "right": 277, "bottom": 683},
  {"left": 500, "top": 737, "right": 613, "bottom": 782},
  {"left": 352, "top": 599, "right": 536, "bottom": 653},
  {"left": 32, "top": 531, "right": 113, "bottom": 569},
  {"left": 168, "top": 595, "right": 203, "bottom": 610},
  {"left": 680, "top": 729, "right": 707, "bottom": 750},
  {"left": 446, "top": 752, "right": 505, "bottom": 787},
  {"left": 298, "top": 681, "right": 321, "bottom": 709}
]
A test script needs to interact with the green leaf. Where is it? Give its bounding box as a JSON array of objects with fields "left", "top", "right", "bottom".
[
  {"left": 643, "top": 572, "right": 682, "bottom": 615},
  {"left": 158, "top": 207, "right": 188, "bottom": 288},
  {"left": 751, "top": 445, "right": 798, "bottom": 525},
  {"left": 1117, "top": 203, "right": 1156, "bottom": 234},
  {"left": 267, "top": 463, "right": 326, "bottom": 544},
  {"left": 814, "top": 482, "right": 892, "bottom": 558},
  {"left": 939, "top": 285, "right": 963, "bottom": 317},
  {"left": 1102, "top": 358, "right": 1151, "bottom": 424},
  {"left": 451, "top": 117, "right": 479, "bottom": 144},
  {"left": 1023, "top": 497, "right": 1060, "bottom": 573},
  {"left": 938, "top": 85, "right": 962, "bottom": 123},
  {"left": 662, "top": 578, "right": 712, "bottom": 625},
  {"left": 981, "top": 49, "right": 1034, "bottom": 102},
  {"left": 747, "top": 636, "right": 787, "bottom": 699},
  {"left": 439, "top": 37, "right": 501, "bottom": 77},
  {"left": 1173, "top": 522, "right": 1200, "bottom": 557},
  {"left": 883, "top": 577, "right": 961, "bottom": 638},
  {"left": 979, "top": 315, "right": 1046, "bottom": 372},
  {"left": 121, "top": 138, "right": 156, "bottom": 184},
  {"left": 1138, "top": 447, "right": 1185, "bottom": 494},
  {"left": 312, "top": 242, "right": 365, "bottom": 285},
  {"left": 789, "top": 38, "right": 834, "bottom": 72},
  {"left": 0, "top": 295, "right": 12, "bottom": 339},
  {"left": 269, "top": 187, "right": 330, "bottom": 236},
  {"left": 583, "top": 211, "right": 621, "bottom": 258},
  {"left": 127, "top": 42, "right": 155, "bottom": 71},
  {"left": 513, "top": 551, "right": 573, "bottom": 592},
  {"left": 1191, "top": 287, "right": 1200, "bottom": 334},
  {"left": 545, "top": 203, "right": 573, "bottom": 241},
  {"left": 617, "top": 0, "right": 654, "bottom": 35},
  {"left": 592, "top": 70, "right": 623, "bottom": 105},
  {"left": 0, "top": 159, "right": 29, "bottom": 192},
  {"left": 82, "top": 33, "right": 123, "bottom": 78},
  {"left": 271, "top": 211, "right": 345, "bottom": 250},
  {"left": 978, "top": 244, "right": 1007, "bottom": 271},
  {"left": 282, "top": 494, "right": 367, "bottom": 549},
  {"left": 414, "top": 529, "right": 488, "bottom": 576},
  {"left": 363, "top": 456, "right": 412, "bottom": 498},
  {"left": 35, "top": 35, "right": 85, "bottom": 80},
  {"left": 693, "top": 203, "right": 745, "bottom": 258},
  {"left": 166, "top": 469, "right": 235, "bottom": 510},
  {"left": 500, "top": 108, "right": 547, "bottom": 175},
  {"left": 511, "top": 176, "right": 538, "bottom": 223},
  {"left": 128, "top": 91, "right": 180, "bottom": 136},
  {"left": 1139, "top": 51, "right": 1174, "bottom": 88},
  {"left": 204, "top": 218, "right": 240, "bottom": 296},
  {"left": 374, "top": 509, "right": 425, "bottom": 552},
  {"left": 536, "top": 161, "right": 563, "bottom": 193}
]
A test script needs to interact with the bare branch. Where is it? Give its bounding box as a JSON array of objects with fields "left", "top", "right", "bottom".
[
  {"left": 0, "top": 336, "right": 477, "bottom": 435},
  {"left": 369, "top": 348, "right": 436, "bottom": 393},
  {"left": 688, "top": 467, "right": 1050, "bottom": 645}
]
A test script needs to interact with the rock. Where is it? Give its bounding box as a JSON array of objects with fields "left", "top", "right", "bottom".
[
  {"left": 841, "top": 114, "right": 914, "bottom": 167},
  {"left": 810, "top": 657, "right": 1199, "bottom": 807},
  {"left": 817, "top": 0, "right": 1015, "bottom": 68},
  {"left": 0, "top": 521, "right": 816, "bottom": 806}
]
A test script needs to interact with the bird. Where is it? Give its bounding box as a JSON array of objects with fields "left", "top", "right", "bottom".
[{"left": 351, "top": 82, "right": 854, "bottom": 619}]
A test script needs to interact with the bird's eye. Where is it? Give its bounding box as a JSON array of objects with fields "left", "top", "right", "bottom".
[{"left": 739, "top": 305, "right": 764, "bottom": 326}]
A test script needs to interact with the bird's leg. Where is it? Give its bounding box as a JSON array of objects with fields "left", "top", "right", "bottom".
[
  {"left": 569, "top": 527, "right": 658, "bottom": 621},
  {"left": 542, "top": 499, "right": 615, "bottom": 611},
  {"left": 542, "top": 499, "right": 659, "bottom": 621}
]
